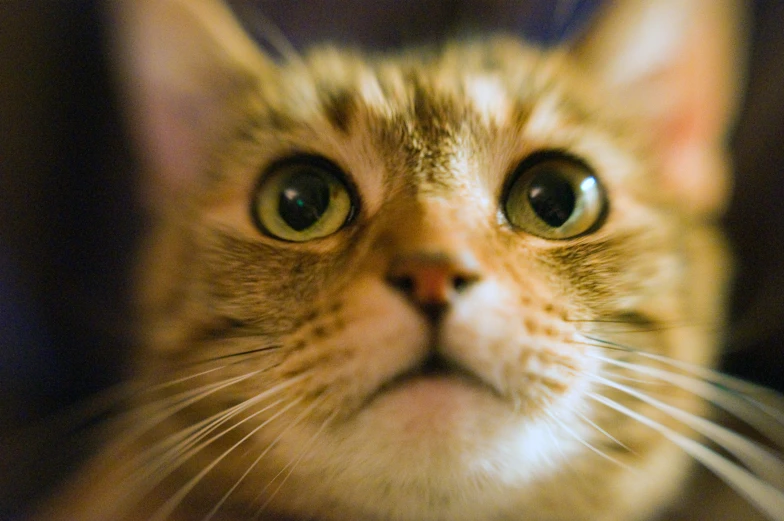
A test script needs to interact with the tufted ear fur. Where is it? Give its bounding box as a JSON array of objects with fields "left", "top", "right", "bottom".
[
  {"left": 572, "top": 0, "right": 747, "bottom": 216},
  {"left": 110, "top": 0, "right": 274, "bottom": 209}
]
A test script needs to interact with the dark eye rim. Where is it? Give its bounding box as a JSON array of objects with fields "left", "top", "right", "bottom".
[
  {"left": 250, "top": 153, "right": 361, "bottom": 241},
  {"left": 501, "top": 149, "right": 609, "bottom": 238}
]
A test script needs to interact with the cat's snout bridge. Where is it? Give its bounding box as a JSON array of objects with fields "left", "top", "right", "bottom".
[{"left": 386, "top": 251, "right": 481, "bottom": 319}]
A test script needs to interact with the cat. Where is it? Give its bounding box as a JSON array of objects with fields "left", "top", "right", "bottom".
[{"left": 34, "top": 0, "right": 784, "bottom": 520}]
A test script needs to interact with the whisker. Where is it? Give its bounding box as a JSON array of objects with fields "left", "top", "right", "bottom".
[
  {"left": 124, "top": 396, "right": 284, "bottom": 502},
  {"left": 149, "top": 396, "right": 304, "bottom": 521},
  {"left": 134, "top": 373, "right": 306, "bottom": 471},
  {"left": 190, "top": 345, "right": 282, "bottom": 365},
  {"left": 116, "top": 370, "right": 266, "bottom": 452},
  {"left": 253, "top": 408, "right": 338, "bottom": 519},
  {"left": 545, "top": 410, "right": 634, "bottom": 471},
  {"left": 574, "top": 333, "right": 634, "bottom": 353},
  {"left": 590, "top": 353, "right": 784, "bottom": 444},
  {"left": 205, "top": 394, "right": 330, "bottom": 521},
  {"left": 580, "top": 332, "right": 784, "bottom": 405},
  {"left": 572, "top": 408, "right": 634, "bottom": 454},
  {"left": 594, "top": 367, "right": 662, "bottom": 386},
  {"left": 138, "top": 339, "right": 282, "bottom": 391},
  {"left": 144, "top": 366, "right": 234, "bottom": 392},
  {"left": 572, "top": 336, "right": 632, "bottom": 354},
  {"left": 113, "top": 374, "right": 307, "bottom": 518},
  {"left": 589, "top": 374, "right": 784, "bottom": 487},
  {"left": 589, "top": 392, "right": 784, "bottom": 521},
  {"left": 566, "top": 318, "right": 700, "bottom": 334},
  {"left": 540, "top": 412, "right": 568, "bottom": 467},
  {"left": 637, "top": 352, "right": 784, "bottom": 411},
  {"left": 576, "top": 332, "right": 784, "bottom": 427}
]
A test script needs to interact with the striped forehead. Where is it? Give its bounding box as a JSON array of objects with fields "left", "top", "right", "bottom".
[{"left": 317, "top": 66, "right": 531, "bottom": 192}]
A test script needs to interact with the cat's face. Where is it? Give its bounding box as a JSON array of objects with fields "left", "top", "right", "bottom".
[{"left": 108, "top": 1, "right": 749, "bottom": 520}]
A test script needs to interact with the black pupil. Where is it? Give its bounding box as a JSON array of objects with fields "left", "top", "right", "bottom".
[
  {"left": 527, "top": 170, "right": 576, "bottom": 228},
  {"left": 278, "top": 171, "right": 331, "bottom": 231}
]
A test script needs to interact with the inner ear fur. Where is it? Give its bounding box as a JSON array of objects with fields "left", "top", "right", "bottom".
[
  {"left": 572, "top": 0, "right": 748, "bottom": 216},
  {"left": 110, "top": 0, "right": 275, "bottom": 209}
]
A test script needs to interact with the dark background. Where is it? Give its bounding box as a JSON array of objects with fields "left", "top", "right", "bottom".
[{"left": 0, "top": 1, "right": 782, "bottom": 519}]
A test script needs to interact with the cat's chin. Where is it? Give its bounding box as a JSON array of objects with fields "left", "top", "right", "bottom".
[{"left": 269, "top": 379, "right": 568, "bottom": 521}]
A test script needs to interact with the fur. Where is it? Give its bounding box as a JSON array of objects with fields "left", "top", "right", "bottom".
[{"left": 37, "top": 1, "right": 784, "bottom": 520}]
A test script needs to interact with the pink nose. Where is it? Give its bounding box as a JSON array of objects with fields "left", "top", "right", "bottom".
[{"left": 386, "top": 252, "right": 481, "bottom": 308}]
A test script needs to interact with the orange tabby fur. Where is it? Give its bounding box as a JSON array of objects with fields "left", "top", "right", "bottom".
[{"left": 37, "top": 1, "right": 781, "bottom": 520}]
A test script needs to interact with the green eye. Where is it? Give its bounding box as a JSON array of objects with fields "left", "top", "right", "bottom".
[
  {"left": 504, "top": 153, "right": 605, "bottom": 239},
  {"left": 252, "top": 156, "right": 355, "bottom": 242}
]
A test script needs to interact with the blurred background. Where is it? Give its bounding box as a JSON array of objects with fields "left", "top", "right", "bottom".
[{"left": 0, "top": 1, "right": 782, "bottom": 519}]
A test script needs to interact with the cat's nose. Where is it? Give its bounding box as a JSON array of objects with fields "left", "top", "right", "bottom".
[{"left": 386, "top": 251, "right": 481, "bottom": 321}]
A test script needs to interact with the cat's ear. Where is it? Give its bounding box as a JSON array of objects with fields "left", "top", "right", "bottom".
[
  {"left": 111, "top": 0, "right": 275, "bottom": 208},
  {"left": 572, "top": 0, "right": 747, "bottom": 215}
]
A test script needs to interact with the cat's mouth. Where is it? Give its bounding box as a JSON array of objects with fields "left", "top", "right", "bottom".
[{"left": 372, "top": 351, "right": 500, "bottom": 401}]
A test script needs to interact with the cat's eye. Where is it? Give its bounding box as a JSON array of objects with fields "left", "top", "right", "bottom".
[
  {"left": 252, "top": 155, "right": 355, "bottom": 242},
  {"left": 504, "top": 153, "right": 605, "bottom": 239}
]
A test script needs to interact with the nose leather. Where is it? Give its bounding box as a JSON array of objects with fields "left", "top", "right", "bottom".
[{"left": 386, "top": 252, "right": 481, "bottom": 309}]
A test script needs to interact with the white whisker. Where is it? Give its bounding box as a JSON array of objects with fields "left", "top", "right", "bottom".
[
  {"left": 149, "top": 396, "right": 304, "bottom": 521},
  {"left": 110, "top": 369, "right": 266, "bottom": 461},
  {"left": 112, "top": 374, "right": 307, "bottom": 518},
  {"left": 590, "top": 373, "right": 784, "bottom": 487},
  {"left": 579, "top": 333, "right": 784, "bottom": 407},
  {"left": 540, "top": 413, "right": 568, "bottom": 467},
  {"left": 253, "top": 408, "right": 338, "bottom": 519},
  {"left": 572, "top": 408, "right": 633, "bottom": 454},
  {"left": 145, "top": 366, "right": 231, "bottom": 393},
  {"left": 125, "top": 396, "right": 284, "bottom": 501},
  {"left": 205, "top": 394, "right": 330, "bottom": 521},
  {"left": 93, "top": 369, "right": 268, "bottom": 488},
  {"left": 589, "top": 392, "right": 784, "bottom": 521},
  {"left": 596, "top": 367, "right": 662, "bottom": 386},
  {"left": 636, "top": 351, "right": 784, "bottom": 418},
  {"left": 545, "top": 410, "right": 635, "bottom": 471},
  {"left": 568, "top": 317, "right": 702, "bottom": 333},
  {"left": 572, "top": 333, "right": 635, "bottom": 353},
  {"left": 588, "top": 351, "right": 784, "bottom": 444}
]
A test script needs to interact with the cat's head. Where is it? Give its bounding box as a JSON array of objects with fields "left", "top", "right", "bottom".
[{"left": 111, "top": 0, "right": 747, "bottom": 519}]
